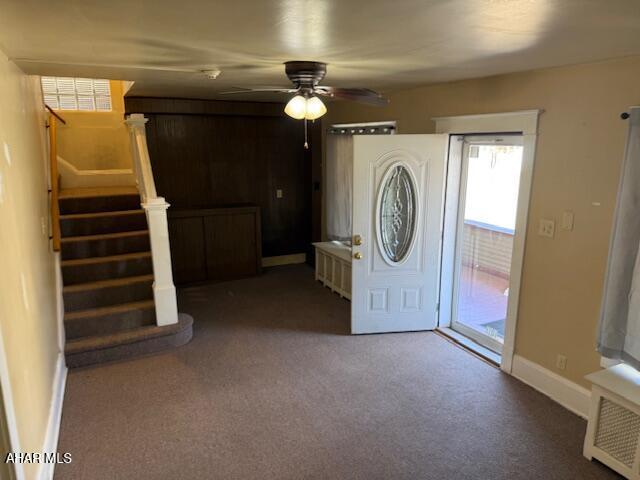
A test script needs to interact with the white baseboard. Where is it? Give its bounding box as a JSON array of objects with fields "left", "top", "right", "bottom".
[
  {"left": 38, "top": 354, "right": 67, "bottom": 480},
  {"left": 511, "top": 354, "right": 591, "bottom": 419},
  {"left": 262, "top": 253, "right": 306, "bottom": 267}
]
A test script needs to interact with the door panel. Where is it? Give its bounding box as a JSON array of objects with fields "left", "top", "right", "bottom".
[
  {"left": 450, "top": 135, "right": 524, "bottom": 353},
  {"left": 351, "top": 135, "right": 448, "bottom": 334}
]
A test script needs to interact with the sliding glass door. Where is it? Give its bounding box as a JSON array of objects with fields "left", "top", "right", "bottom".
[{"left": 450, "top": 135, "right": 524, "bottom": 353}]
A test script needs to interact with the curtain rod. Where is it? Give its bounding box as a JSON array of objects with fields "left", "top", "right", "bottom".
[
  {"left": 328, "top": 123, "right": 396, "bottom": 135},
  {"left": 621, "top": 106, "right": 640, "bottom": 120}
]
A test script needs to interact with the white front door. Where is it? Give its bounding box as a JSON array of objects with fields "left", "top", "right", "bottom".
[{"left": 351, "top": 134, "right": 448, "bottom": 334}]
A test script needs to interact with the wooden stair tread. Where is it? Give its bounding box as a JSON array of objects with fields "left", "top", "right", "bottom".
[
  {"left": 60, "top": 209, "right": 145, "bottom": 220},
  {"left": 65, "top": 314, "right": 192, "bottom": 354},
  {"left": 61, "top": 230, "right": 149, "bottom": 243},
  {"left": 61, "top": 251, "right": 151, "bottom": 267},
  {"left": 59, "top": 186, "right": 139, "bottom": 199},
  {"left": 64, "top": 300, "right": 155, "bottom": 321},
  {"left": 63, "top": 274, "right": 154, "bottom": 293}
]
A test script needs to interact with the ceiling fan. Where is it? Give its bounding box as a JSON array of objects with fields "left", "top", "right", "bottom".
[{"left": 221, "top": 61, "right": 388, "bottom": 120}]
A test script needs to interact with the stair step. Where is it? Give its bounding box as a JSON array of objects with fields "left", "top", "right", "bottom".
[
  {"left": 60, "top": 209, "right": 147, "bottom": 237},
  {"left": 61, "top": 230, "right": 150, "bottom": 260},
  {"left": 59, "top": 188, "right": 141, "bottom": 214},
  {"left": 59, "top": 186, "right": 139, "bottom": 199},
  {"left": 65, "top": 313, "right": 194, "bottom": 368},
  {"left": 64, "top": 300, "right": 156, "bottom": 340},
  {"left": 62, "top": 251, "right": 153, "bottom": 285},
  {"left": 63, "top": 274, "right": 154, "bottom": 312}
]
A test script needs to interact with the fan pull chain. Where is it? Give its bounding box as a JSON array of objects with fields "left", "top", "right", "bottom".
[{"left": 304, "top": 119, "right": 309, "bottom": 149}]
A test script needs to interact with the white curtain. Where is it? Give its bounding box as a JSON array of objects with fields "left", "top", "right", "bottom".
[
  {"left": 325, "top": 134, "right": 353, "bottom": 242},
  {"left": 599, "top": 107, "right": 640, "bottom": 368}
]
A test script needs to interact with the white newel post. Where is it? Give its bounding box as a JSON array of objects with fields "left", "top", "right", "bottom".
[
  {"left": 125, "top": 114, "right": 179, "bottom": 326},
  {"left": 144, "top": 198, "right": 179, "bottom": 326}
]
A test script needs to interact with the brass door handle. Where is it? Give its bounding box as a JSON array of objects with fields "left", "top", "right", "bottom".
[
  {"left": 353, "top": 252, "right": 363, "bottom": 260},
  {"left": 353, "top": 234, "right": 363, "bottom": 246}
]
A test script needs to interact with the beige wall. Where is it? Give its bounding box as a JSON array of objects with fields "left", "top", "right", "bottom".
[
  {"left": 56, "top": 80, "right": 132, "bottom": 170},
  {"left": 0, "top": 51, "right": 62, "bottom": 478},
  {"left": 326, "top": 55, "right": 640, "bottom": 388}
]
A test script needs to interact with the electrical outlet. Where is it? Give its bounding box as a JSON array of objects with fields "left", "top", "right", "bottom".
[
  {"left": 556, "top": 354, "right": 567, "bottom": 371},
  {"left": 538, "top": 219, "right": 555, "bottom": 238},
  {"left": 276, "top": 189, "right": 283, "bottom": 199}
]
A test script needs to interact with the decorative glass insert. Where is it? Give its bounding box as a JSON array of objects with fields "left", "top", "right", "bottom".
[{"left": 378, "top": 164, "right": 417, "bottom": 263}]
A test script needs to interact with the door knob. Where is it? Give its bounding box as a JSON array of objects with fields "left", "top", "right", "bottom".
[
  {"left": 353, "top": 234, "right": 363, "bottom": 246},
  {"left": 353, "top": 252, "right": 363, "bottom": 260}
]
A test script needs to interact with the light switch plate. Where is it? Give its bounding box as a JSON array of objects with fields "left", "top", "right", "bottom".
[
  {"left": 276, "top": 189, "right": 283, "bottom": 199},
  {"left": 538, "top": 218, "right": 555, "bottom": 238},
  {"left": 561, "top": 211, "right": 574, "bottom": 231}
]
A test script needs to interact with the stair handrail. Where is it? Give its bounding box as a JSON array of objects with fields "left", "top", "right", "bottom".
[
  {"left": 125, "top": 114, "right": 157, "bottom": 202},
  {"left": 46, "top": 106, "right": 63, "bottom": 252},
  {"left": 45, "top": 104, "right": 67, "bottom": 125},
  {"left": 125, "top": 113, "right": 179, "bottom": 326}
]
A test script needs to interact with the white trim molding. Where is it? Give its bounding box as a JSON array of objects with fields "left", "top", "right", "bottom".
[
  {"left": 434, "top": 110, "right": 542, "bottom": 374},
  {"left": 512, "top": 355, "right": 591, "bottom": 419},
  {"left": 433, "top": 109, "right": 542, "bottom": 135},
  {"left": 38, "top": 354, "right": 67, "bottom": 480}
]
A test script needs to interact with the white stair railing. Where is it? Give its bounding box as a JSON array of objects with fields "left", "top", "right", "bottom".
[{"left": 125, "top": 114, "right": 178, "bottom": 326}]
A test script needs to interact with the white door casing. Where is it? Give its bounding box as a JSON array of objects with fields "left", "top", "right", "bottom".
[
  {"left": 434, "top": 110, "right": 541, "bottom": 372},
  {"left": 351, "top": 135, "right": 448, "bottom": 334}
]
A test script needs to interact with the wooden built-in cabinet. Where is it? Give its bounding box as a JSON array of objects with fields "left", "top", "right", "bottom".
[{"left": 168, "top": 205, "right": 262, "bottom": 285}]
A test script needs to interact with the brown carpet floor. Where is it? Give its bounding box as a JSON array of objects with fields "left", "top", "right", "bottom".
[{"left": 55, "top": 264, "right": 620, "bottom": 479}]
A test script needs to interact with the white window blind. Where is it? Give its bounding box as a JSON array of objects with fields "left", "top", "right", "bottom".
[{"left": 41, "top": 77, "right": 112, "bottom": 112}]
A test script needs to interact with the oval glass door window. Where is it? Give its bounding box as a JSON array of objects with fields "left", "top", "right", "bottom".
[{"left": 378, "top": 164, "right": 417, "bottom": 263}]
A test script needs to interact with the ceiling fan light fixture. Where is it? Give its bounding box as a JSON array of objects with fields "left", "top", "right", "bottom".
[
  {"left": 284, "top": 95, "right": 307, "bottom": 120},
  {"left": 305, "top": 96, "right": 327, "bottom": 120}
]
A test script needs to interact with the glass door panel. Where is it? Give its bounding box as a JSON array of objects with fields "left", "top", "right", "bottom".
[{"left": 451, "top": 136, "right": 524, "bottom": 353}]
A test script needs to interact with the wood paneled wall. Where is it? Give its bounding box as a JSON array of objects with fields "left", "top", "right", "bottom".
[
  {"left": 168, "top": 206, "right": 262, "bottom": 285},
  {"left": 124, "top": 97, "right": 322, "bottom": 259}
]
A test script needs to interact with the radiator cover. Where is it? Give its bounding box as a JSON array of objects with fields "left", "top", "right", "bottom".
[{"left": 584, "top": 367, "right": 640, "bottom": 480}]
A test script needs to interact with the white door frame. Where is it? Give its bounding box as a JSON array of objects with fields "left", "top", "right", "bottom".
[{"left": 434, "top": 110, "right": 542, "bottom": 373}]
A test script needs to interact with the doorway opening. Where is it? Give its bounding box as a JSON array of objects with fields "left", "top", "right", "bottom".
[{"left": 440, "top": 134, "right": 525, "bottom": 360}]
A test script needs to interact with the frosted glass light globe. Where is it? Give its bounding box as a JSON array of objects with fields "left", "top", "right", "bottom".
[
  {"left": 305, "top": 96, "right": 327, "bottom": 120},
  {"left": 284, "top": 95, "right": 307, "bottom": 120}
]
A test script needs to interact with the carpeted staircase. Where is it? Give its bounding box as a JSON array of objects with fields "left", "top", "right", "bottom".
[{"left": 59, "top": 187, "right": 192, "bottom": 368}]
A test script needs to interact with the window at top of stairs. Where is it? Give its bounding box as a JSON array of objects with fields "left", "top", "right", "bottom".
[{"left": 41, "top": 77, "right": 112, "bottom": 112}]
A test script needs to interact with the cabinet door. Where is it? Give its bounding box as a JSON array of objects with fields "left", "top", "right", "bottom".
[
  {"left": 168, "top": 216, "right": 208, "bottom": 285},
  {"left": 204, "top": 213, "right": 258, "bottom": 282}
]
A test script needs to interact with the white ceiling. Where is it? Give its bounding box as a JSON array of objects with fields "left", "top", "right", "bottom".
[{"left": 2, "top": 0, "right": 640, "bottom": 101}]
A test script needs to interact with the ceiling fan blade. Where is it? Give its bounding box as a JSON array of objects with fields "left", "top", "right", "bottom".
[
  {"left": 315, "top": 87, "right": 388, "bottom": 106},
  {"left": 219, "top": 87, "right": 298, "bottom": 95}
]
